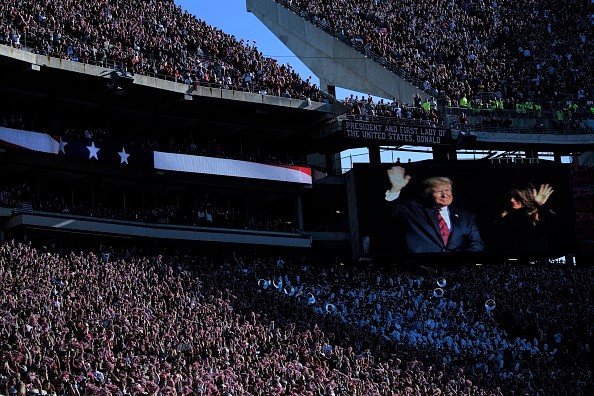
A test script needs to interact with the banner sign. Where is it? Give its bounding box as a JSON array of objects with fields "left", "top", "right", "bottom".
[
  {"left": 154, "top": 152, "right": 312, "bottom": 184},
  {"left": 343, "top": 120, "right": 453, "bottom": 145},
  {"left": 0, "top": 127, "right": 312, "bottom": 183}
]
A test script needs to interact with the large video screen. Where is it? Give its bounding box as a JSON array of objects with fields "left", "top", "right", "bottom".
[{"left": 354, "top": 161, "right": 577, "bottom": 263}]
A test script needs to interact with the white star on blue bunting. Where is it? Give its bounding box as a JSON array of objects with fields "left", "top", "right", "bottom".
[
  {"left": 86, "top": 141, "right": 100, "bottom": 160},
  {"left": 118, "top": 147, "right": 130, "bottom": 164},
  {"left": 58, "top": 137, "right": 68, "bottom": 154}
]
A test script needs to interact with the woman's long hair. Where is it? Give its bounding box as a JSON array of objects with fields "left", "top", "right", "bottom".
[{"left": 507, "top": 182, "right": 540, "bottom": 225}]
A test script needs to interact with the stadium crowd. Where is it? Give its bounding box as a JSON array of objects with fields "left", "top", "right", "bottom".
[
  {"left": 0, "top": 240, "right": 591, "bottom": 395},
  {"left": 0, "top": 0, "right": 323, "bottom": 102},
  {"left": 256, "top": 258, "right": 593, "bottom": 394},
  {"left": 1, "top": 2, "right": 592, "bottom": 396},
  {"left": 279, "top": 0, "right": 593, "bottom": 111},
  {"left": 343, "top": 94, "right": 441, "bottom": 126}
]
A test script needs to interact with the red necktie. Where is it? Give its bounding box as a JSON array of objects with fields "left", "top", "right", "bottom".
[{"left": 437, "top": 209, "right": 450, "bottom": 246}]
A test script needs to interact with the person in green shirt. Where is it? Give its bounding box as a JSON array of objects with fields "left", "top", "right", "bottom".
[
  {"left": 459, "top": 95, "right": 468, "bottom": 108},
  {"left": 422, "top": 100, "right": 431, "bottom": 112}
]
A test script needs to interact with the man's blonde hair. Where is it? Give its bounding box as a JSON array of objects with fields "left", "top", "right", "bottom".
[{"left": 421, "top": 177, "right": 453, "bottom": 200}]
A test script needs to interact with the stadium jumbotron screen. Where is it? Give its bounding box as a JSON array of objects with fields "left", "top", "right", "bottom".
[{"left": 353, "top": 161, "right": 577, "bottom": 263}]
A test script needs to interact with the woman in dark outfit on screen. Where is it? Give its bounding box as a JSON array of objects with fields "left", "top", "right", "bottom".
[{"left": 493, "top": 182, "right": 558, "bottom": 257}]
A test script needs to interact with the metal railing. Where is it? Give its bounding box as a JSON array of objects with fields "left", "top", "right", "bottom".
[
  {"left": 445, "top": 106, "right": 593, "bottom": 121},
  {"left": 2, "top": 33, "right": 331, "bottom": 103},
  {"left": 460, "top": 124, "right": 594, "bottom": 136},
  {"left": 341, "top": 113, "right": 445, "bottom": 127}
]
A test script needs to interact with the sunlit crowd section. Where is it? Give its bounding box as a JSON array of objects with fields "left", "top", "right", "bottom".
[
  {"left": 0, "top": 0, "right": 323, "bottom": 101},
  {"left": 280, "top": 0, "right": 592, "bottom": 110}
]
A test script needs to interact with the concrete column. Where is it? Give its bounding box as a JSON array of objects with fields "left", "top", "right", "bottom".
[
  {"left": 368, "top": 146, "right": 381, "bottom": 164},
  {"left": 524, "top": 149, "right": 539, "bottom": 159},
  {"left": 320, "top": 80, "right": 336, "bottom": 98},
  {"left": 325, "top": 153, "right": 336, "bottom": 175},
  {"left": 294, "top": 191, "right": 304, "bottom": 231},
  {"left": 432, "top": 146, "right": 457, "bottom": 161}
]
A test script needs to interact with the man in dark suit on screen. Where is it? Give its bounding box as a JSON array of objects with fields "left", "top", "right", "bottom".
[{"left": 384, "top": 166, "right": 484, "bottom": 253}]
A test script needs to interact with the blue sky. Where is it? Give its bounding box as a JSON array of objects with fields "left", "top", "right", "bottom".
[
  {"left": 177, "top": 0, "right": 437, "bottom": 166},
  {"left": 178, "top": 1, "right": 321, "bottom": 95}
]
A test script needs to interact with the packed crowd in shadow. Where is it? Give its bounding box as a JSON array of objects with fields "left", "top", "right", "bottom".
[{"left": 0, "top": 240, "right": 591, "bottom": 395}]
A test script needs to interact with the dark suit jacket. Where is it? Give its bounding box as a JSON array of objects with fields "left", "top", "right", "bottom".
[
  {"left": 386, "top": 198, "right": 484, "bottom": 253},
  {"left": 491, "top": 207, "right": 558, "bottom": 256}
]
